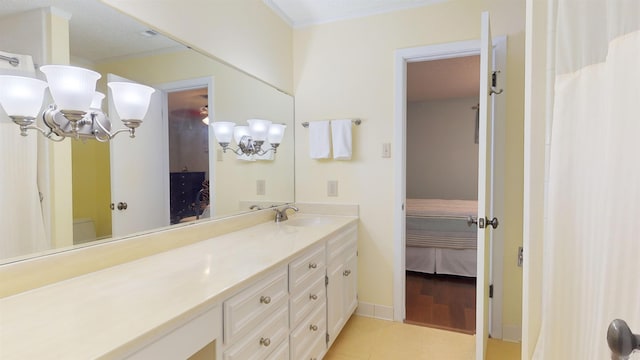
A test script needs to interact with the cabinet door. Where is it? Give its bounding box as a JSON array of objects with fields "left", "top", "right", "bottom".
[
  {"left": 326, "top": 258, "right": 345, "bottom": 346},
  {"left": 343, "top": 249, "right": 358, "bottom": 317}
]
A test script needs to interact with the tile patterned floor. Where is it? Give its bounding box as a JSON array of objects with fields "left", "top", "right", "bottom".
[{"left": 324, "top": 315, "right": 521, "bottom": 360}]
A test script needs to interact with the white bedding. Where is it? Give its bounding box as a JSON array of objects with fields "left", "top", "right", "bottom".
[{"left": 405, "top": 199, "right": 478, "bottom": 277}]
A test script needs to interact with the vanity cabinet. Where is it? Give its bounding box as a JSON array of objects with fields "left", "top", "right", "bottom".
[
  {"left": 326, "top": 223, "right": 358, "bottom": 348},
  {"left": 223, "top": 267, "right": 289, "bottom": 360},
  {"left": 289, "top": 243, "right": 327, "bottom": 360}
]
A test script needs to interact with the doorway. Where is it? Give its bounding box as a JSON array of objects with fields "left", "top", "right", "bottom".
[
  {"left": 167, "top": 87, "right": 210, "bottom": 224},
  {"left": 404, "top": 55, "right": 480, "bottom": 334},
  {"left": 393, "top": 36, "right": 507, "bottom": 340}
]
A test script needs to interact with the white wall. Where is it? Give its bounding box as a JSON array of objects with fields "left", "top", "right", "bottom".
[{"left": 406, "top": 97, "right": 479, "bottom": 200}]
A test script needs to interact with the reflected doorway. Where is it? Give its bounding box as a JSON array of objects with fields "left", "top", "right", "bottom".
[{"left": 167, "top": 87, "right": 210, "bottom": 224}]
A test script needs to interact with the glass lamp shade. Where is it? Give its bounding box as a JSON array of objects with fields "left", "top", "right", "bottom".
[
  {"left": 212, "top": 121, "right": 236, "bottom": 144},
  {"left": 39, "top": 65, "right": 101, "bottom": 112},
  {"left": 0, "top": 75, "right": 48, "bottom": 118},
  {"left": 233, "top": 125, "right": 251, "bottom": 144},
  {"left": 108, "top": 82, "right": 155, "bottom": 121},
  {"left": 247, "top": 119, "right": 272, "bottom": 142},
  {"left": 90, "top": 92, "right": 105, "bottom": 110},
  {"left": 267, "top": 124, "right": 286, "bottom": 144}
]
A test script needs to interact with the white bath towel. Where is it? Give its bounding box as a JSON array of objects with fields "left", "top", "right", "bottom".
[
  {"left": 0, "top": 51, "right": 36, "bottom": 76},
  {"left": 331, "top": 119, "right": 353, "bottom": 160},
  {"left": 308, "top": 120, "right": 331, "bottom": 159}
]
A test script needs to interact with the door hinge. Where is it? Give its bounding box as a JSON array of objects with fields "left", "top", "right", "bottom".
[
  {"left": 325, "top": 275, "right": 329, "bottom": 286},
  {"left": 489, "top": 284, "right": 494, "bottom": 298},
  {"left": 326, "top": 333, "right": 330, "bottom": 344},
  {"left": 490, "top": 70, "right": 504, "bottom": 95},
  {"left": 517, "top": 246, "right": 524, "bottom": 267}
]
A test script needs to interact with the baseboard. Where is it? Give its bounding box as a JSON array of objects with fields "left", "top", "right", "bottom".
[
  {"left": 502, "top": 324, "right": 522, "bottom": 342},
  {"left": 355, "top": 301, "right": 394, "bottom": 321}
]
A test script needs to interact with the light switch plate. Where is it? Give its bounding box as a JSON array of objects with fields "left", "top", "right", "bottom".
[
  {"left": 256, "top": 180, "right": 266, "bottom": 195},
  {"left": 327, "top": 180, "right": 338, "bottom": 197},
  {"left": 382, "top": 143, "right": 391, "bottom": 158}
]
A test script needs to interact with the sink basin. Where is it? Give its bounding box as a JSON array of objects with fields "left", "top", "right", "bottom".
[{"left": 283, "top": 217, "right": 332, "bottom": 227}]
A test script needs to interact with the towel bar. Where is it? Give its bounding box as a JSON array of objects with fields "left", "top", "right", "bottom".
[{"left": 302, "top": 119, "right": 361, "bottom": 128}]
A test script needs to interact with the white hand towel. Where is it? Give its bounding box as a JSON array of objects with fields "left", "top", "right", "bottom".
[
  {"left": 0, "top": 51, "right": 36, "bottom": 76},
  {"left": 331, "top": 119, "right": 353, "bottom": 160},
  {"left": 308, "top": 120, "right": 331, "bottom": 159}
]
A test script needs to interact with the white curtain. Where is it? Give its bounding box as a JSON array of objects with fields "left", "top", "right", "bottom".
[
  {"left": 535, "top": 0, "right": 640, "bottom": 358},
  {"left": 0, "top": 52, "right": 49, "bottom": 260}
]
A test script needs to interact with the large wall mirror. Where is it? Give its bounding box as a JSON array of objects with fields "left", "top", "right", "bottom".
[{"left": 0, "top": 0, "right": 294, "bottom": 263}]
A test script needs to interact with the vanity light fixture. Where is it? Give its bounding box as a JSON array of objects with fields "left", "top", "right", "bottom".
[
  {"left": 211, "top": 119, "right": 286, "bottom": 156},
  {"left": 0, "top": 65, "right": 155, "bottom": 142}
]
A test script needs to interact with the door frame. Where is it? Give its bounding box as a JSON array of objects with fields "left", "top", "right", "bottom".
[
  {"left": 156, "top": 77, "right": 215, "bottom": 220},
  {"left": 392, "top": 36, "right": 507, "bottom": 337}
]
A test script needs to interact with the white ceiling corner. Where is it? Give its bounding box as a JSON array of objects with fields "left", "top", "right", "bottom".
[{"left": 263, "top": 0, "right": 449, "bottom": 28}]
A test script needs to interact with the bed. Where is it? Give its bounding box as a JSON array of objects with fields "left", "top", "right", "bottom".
[{"left": 405, "top": 199, "right": 478, "bottom": 277}]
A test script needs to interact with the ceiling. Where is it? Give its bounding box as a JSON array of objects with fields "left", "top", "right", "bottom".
[
  {"left": 407, "top": 56, "right": 480, "bottom": 102},
  {"left": 264, "top": 0, "right": 448, "bottom": 28},
  {"left": 0, "top": 0, "right": 181, "bottom": 64}
]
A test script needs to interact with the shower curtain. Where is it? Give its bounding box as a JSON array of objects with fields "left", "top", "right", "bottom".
[
  {"left": 534, "top": 0, "right": 640, "bottom": 358},
  {"left": 0, "top": 53, "right": 49, "bottom": 260}
]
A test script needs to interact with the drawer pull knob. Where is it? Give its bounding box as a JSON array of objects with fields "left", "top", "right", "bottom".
[
  {"left": 260, "top": 296, "right": 271, "bottom": 304},
  {"left": 343, "top": 269, "right": 351, "bottom": 277},
  {"left": 308, "top": 262, "right": 317, "bottom": 269},
  {"left": 259, "top": 337, "right": 271, "bottom": 347},
  {"left": 309, "top": 324, "right": 318, "bottom": 331},
  {"left": 309, "top": 294, "right": 318, "bottom": 300}
]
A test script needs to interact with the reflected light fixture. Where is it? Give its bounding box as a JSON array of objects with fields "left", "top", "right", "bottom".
[
  {"left": 0, "top": 65, "right": 155, "bottom": 142},
  {"left": 200, "top": 105, "right": 209, "bottom": 125},
  {"left": 211, "top": 119, "right": 285, "bottom": 156}
]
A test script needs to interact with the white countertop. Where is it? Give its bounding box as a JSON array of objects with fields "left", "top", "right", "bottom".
[{"left": 0, "top": 214, "right": 357, "bottom": 359}]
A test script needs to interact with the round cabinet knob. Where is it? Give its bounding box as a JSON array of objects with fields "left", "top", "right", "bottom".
[
  {"left": 309, "top": 324, "right": 318, "bottom": 331},
  {"left": 343, "top": 269, "right": 351, "bottom": 277},
  {"left": 308, "top": 262, "right": 317, "bottom": 269},
  {"left": 259, "top": 337, "right": 271, "bottom": 347},
  {"left": 309, "top": 294, "right": 318, "bottom": 300},
  {"left": 260, "top": 295, "right": 271, "bottom": 304}
]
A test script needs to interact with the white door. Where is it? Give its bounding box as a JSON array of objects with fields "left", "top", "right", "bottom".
[
  {"left": 476, "top": 11, "right": 495, "bottom": 360},
  {"left": 108, "top": 74, "right": 168, "bottom": 237}
]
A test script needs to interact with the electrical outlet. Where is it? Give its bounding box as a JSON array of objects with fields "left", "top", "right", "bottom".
[
  {"left": 327, "top": 180, "right": 338, "bottom": 197},
  {"left": 256, "top": 179, "right": 266, "bottom": 196}
]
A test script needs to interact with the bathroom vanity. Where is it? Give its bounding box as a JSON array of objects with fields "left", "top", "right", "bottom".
[{"left": 0, "top": 212, "right": 358, "bottom": 359}]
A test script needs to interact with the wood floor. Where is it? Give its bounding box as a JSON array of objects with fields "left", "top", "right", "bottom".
[{"left": 405, "top": 271, "right": 476, "bottom": 334}]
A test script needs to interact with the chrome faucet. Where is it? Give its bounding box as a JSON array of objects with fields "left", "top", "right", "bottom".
[{"left": 274, "top": 205, "right": 299, "bottom": 223}]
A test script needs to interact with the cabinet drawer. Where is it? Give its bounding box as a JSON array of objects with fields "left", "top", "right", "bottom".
[
  {"left": 223, "top": 306, "right": 289, "bottom": 360},
  {"left": 224, "top": 267, "right": 288, "bottom": 344},
  {"left": 290, "top": 276, "right": 326, "bottom": 328},
  {"left": 289, "top": 244, "right": 325, "bottom": 293},
  {"left": 265, "top": 339, "right": 289, "bottom": 360},
  {"left": 327, "top": 224, "right": 357, "bottom": 262},
  {"left": 290, "top": 300, "right": 327, "bottom": 360}
]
